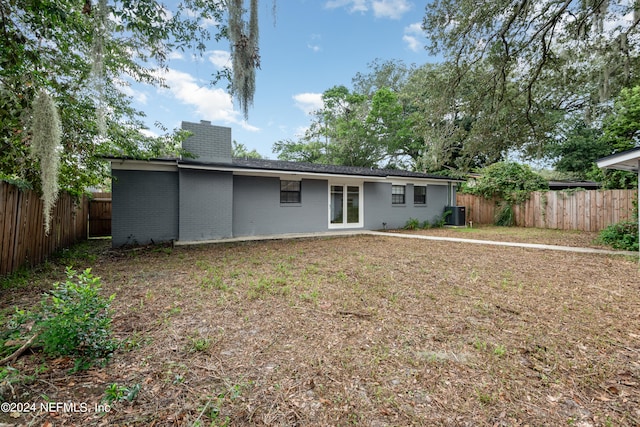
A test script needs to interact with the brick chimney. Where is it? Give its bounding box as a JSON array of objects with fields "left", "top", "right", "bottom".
[{"left": 181, "top": 120, "right": 232, "bottom": 163}]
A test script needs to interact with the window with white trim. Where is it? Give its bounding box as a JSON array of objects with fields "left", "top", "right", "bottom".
[
  {"left": 392, "top": 185, "right": 405, "bottom": 204},
  {"left": 280, "top": 180, "right": 301, "bottom": 203},
  {"left": 414, "top": 185, "right": 427, "bottom": 205}
]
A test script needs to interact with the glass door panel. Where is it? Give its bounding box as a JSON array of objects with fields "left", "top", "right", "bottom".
[
  {"left": 330, "top": 185, "right": 344, "bottom": 224},
  {"left": 347, "top": 186, "right": 359, "bottom": 223}
]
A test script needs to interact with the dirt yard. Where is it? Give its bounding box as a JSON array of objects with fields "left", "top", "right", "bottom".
[
  {"left": 1, "top": 229, "right": 639, "bottom": 426},
  {"left": 391, "top": 225, "right": 612, "bottom": 249}
]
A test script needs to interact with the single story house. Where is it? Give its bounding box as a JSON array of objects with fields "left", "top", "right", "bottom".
[{"left": 106, "top": 120, "right": 463, "bottom": 247}]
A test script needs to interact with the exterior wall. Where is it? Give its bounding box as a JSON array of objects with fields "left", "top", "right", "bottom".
[
  {"left": 181, "top": 120, "right": 232, "bottom": 163},
  {"left": 363, "top": 182, "right": 451, "bottom": 230},
  {"left": 232, "top": 176, "right": 327, "bottom": 236},
  {"left": 111, "top": 170, "right": 178, "bottom": 246},
  {"left": 233, "top": 177, "right": 454, "bottom": 236},
  {"left": 179, "top": 169, "right": 233, "bottom": 241}
]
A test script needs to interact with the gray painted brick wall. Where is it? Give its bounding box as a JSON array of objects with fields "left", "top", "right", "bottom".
[
  {"left": 233, "top": 176, "right": 327, "bottom": 236},
  {"left": 181, "top": 120, "right": 232, "bottom": 163},
  {"left": 364, "top": 182, "right": 450, "bottom": 230},
  {"left": 179, "top": 169, "right": 233, "bottom": 241},
  {"left": 111, "top": 170, "right": 179, "bottom": 246}
]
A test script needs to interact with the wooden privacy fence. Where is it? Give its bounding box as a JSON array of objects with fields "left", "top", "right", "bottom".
[
  {"left": 0, "top": 181, "right": 89, "bottom": 276},
  {"left": 457, "top": 189, "right": 638, "bottom": 232},
  {"left": 89, "top": 192, "right": 111, "bottom": 238}
]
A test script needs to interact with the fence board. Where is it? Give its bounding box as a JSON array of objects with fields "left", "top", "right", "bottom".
[
  {"left": 456, "top": 189, "right": 637, "bottom": 232},
  {"left": 89, "top": 194, "right": 111, "bottom": 238},
  {"left": 0, "top": 182, "right": 89, "bottom": 276}
]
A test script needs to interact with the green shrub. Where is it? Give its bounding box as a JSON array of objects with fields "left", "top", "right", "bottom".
[
  {"left": 495, "top": 203, "right": 516, "bottom": 226},
  {"left": 434, "top": 210, "right": 452, "bottom": 228},
  {"left": 33, "top": 267, "right": 116, "bottom": 363},
  {"left": 404, "top": 218, "right": 420, "bottom": 230},
  {"left": 598, "top": 221, "right": 639, "bottom": 251},
  {"left": 460, "top": 162, "right": 548, "bottom": 204},
  {"left": 103, "top": 382, "right": 141, "bottom": 404}
]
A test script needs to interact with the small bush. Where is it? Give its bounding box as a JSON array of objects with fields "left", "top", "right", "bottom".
[
  {"left": 598, "top": 221, "right": 639, "bottom": 251},
  {"left": 404, "top": 218, "right": 420, "bottom": 230},
  {"left": 495, "top": 204, "right": 515, "bottom": 227},
  {"left": 433, "top": 210, "right": 452, "bottom": 228},
  {"left": 33, "top": 267, "right": 116, "bottom": 364},
  {"left": 103, "top": 382, "right": 141, "bottom": 404}
]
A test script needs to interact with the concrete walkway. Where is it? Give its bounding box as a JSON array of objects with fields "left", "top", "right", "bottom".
[
  {"left": 368, "top": 231, "right": 638, "bottom": 257},
  {"left": 176, "top": 230, "right": 639, "bottom": 257}
]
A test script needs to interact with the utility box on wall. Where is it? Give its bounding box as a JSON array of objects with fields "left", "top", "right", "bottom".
[{"left": 445, "top": 206, "right": 466, "bottom": 226}]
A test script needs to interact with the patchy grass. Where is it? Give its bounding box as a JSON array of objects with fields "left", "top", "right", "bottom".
[
  {"left": 396, "top": 225, "right": 613, "bottom": 249},
  {"left": 1, "top": 232, "right": 639, "bottom": 426}
]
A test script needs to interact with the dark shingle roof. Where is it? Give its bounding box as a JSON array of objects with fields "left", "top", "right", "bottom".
[{"left": 180, "top": 157, "right": 459, "bottom": 181}]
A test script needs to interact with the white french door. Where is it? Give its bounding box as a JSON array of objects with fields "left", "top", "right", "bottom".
[{"left": 328, "top": 182, "right": 363, "bottom": 228}]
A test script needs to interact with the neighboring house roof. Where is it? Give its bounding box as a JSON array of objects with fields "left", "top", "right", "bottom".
[
  {"left": 548, "top": 180, "right": 601, "bottom": 190},
  {"left": 106, "top": 155, "right": 463, "bottom": 183},
  {"left": 596, "top": 147, "right": 640, "bottom": 172},
  {"left": 465, "top": 173, "right": 601, "bottom": 190}
]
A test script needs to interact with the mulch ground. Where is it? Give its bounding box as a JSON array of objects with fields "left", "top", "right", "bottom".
[
  {"left": 390, "top": 225, "right": 612, "bottom": 249},
  {"left": 1, "top": 230, "right": 639, "bottom": 426}
]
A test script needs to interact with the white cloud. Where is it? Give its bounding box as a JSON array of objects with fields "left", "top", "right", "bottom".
[
  {"left": 293, "top": 92, "right": 323, "bottom": 115},
  {"left": 116, "top": 78, "right": 149, "bottom": 105},
  {"left": 307, "top": 34, "right": 322, "bottom": 52},
  {"left": 208, "top": 50, "right": 231, "bottom": 69},
  {"left": 325, "top": 0, "right": 368, "bottom": 13},
  {"left": 325, "top": 0, "right": 411, "bottom": 18},
  {"left": 372, "top": 0, "right": 411, "bottom": 19},
  {"left": 157, "top": 68, "right": 259, "bottom": 132},
  {"left": 182, "top": 8, "right": 220, "bottom": 29},
  {"left": 168, "top": 51, "right": 184, "bottom": 61},
  {"left": 139, "top": 128, "right": 159, "bottom": 138},
  {"left": 200, "top": 16, "right": 219, "bottom": 29},
  {"left": 403, "top": 22, "right": 425, "bottom": 52},
  {"left": 294, "top": 125, "right": 310, "bottom": 139}
]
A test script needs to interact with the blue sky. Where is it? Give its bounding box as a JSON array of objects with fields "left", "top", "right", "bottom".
[{"left": 128, "top": 0, "right": 440, "bottom": 158}]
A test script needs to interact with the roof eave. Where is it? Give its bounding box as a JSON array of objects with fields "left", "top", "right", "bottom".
[
  {"left": 179, "top": 160, "right": 462, "bottom": 182},
  {"left": 596, "top": 148, "right": 640, "bottom": 172}
]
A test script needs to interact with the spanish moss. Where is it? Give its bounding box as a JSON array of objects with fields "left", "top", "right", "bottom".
[
  {"left": 90, "top": 0, "right": 110, "bottom": 137},
  {"left": 228, "top": 0, "right": 260, "bottom": 119},
  {"left": 31, "top": 90, "right": 62, "bottom": 235}
]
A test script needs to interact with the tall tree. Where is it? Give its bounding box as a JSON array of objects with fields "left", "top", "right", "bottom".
[
  {"left": 232, "top": 141, "right": 263, "bottom": 159},
  {"left": 0, "top": 0, "right": 266, "bottom": 195},
  {"left": 352, "top": 58, "right": 415, "bottom": 96},
  {"left": 422, "top": 0, "right": 640, "bottom": 159},
  {"left": 275, "top": 61, "right": 423, "bottom": 169},
  {"left": 304, "top": 85, "right": 380, "bottom": 167},
  {"left": 590, "top": 85, "right": 640, "bottom": 188},
  {"left": 600, "top": 85, "right": 640, "bottom": 153},
  {"left": 549, "top": 120, "right": 607, "bottom": 177}
]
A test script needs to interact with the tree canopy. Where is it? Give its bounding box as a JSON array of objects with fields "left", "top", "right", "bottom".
[
  {"left": 420, "top": 0, "right": 640, "bottom": 162},
  {"left": 272, "top": 60, "right": 546, "bottom": 173},
  {"left": 232, "top": 141, "right": 263, "bottom": 159},
  {"left": 0, "top": 0, "right": 261, "bottom": 195},
  {"left": 461, "top": 162, "right": 549, "bottom": 204},
  {"left": 273, "top": 61, "right": 433, "bottom": 170}
]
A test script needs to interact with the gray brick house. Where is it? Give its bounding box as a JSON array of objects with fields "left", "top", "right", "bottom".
[{"left": 107, "top": 120, "right": 461, "bottom": 247}]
